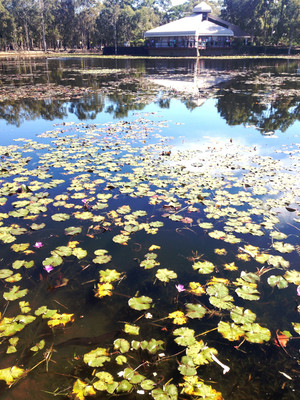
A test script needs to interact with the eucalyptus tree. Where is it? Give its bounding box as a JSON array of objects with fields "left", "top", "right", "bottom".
[{"left": 0, "top": 0, "right": 15, "bottom": 50}]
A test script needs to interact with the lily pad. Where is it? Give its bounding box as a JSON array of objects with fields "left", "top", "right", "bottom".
[
  {"left": 83, "top": 347, "right": 110, "bottom": 367},
  {"left": 128, "top": 296, "right": 153, "bottom": 311},
  {"left": 155, "top": 268, "right": 177, "bottom": 283}
]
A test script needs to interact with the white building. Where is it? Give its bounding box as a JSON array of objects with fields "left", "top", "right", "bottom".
[{"left": 144, "top": 2, "right": 250, "bottom": 56}]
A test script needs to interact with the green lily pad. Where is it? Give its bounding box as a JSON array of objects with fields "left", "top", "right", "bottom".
[
  {"left": 292, "top": 322, "right": 300, "bottom": 335},
  {"left": 244, "top": 323, "right": 271, "bottom": 343},
  {"left": 218, "top": 321, "right": 245, "bottom": 341},
  {"left": 117, "top": 380, "right": 133, "bottom": 393},
  {"left": 64, "top": 226, "right": 82, "bottom": 236},
  {"left": 114, "top": 338, "right": 130, "bottom": 353},
  {"left": 178, "top": 356, "right": 197, "bottom": 376},
  {"left": 51, "top": 213, "right": 70, "bottom": 221},
  {"left": 273, "top": 241, "right": 295, "bottom": 253},
  {"left": 72, "top": 247, "right": 87, "bottom": 259},
  {"left": 185, "top": 303, "right": 206, "bottom": 319},
  {"left": 141, "top": 379, "right": 156, "bottom": 391},
  {"left": 152, "top": 384, "right": 178, "bottom": 400},
  {"left": 30, "top": 223, "right": 46, "bottom": 230},
  {"left": 0, "top": 366, "right": 25, "bottom": 385},
  {"left": 93, "top": 371, "right": 114, "bottom": 391},
  {"left": 230, "top": 307, "right": 256, "bottom": 325},
  {"left": 99, "top": 269, "right": 121, "bottom": 283},
  {"left": 116, "top": 355, "right": 127, "bottom": 365},
  {"left": 284, "top": 270, "right": 300, "bottom": 285},
  {"left": 193, "top": 260, "right": 215, "bottom": 274},
  {"left": 173, "top": 327, "right": 196, "bottom": 346},
  {"left": 267, "top": 275, "right": 288, "bottom": 289},
  {"left": 155, "top": 268, "right": 177, "bottom": 283},
  {"left": 83, "top": 347, "right": 110, "bottom": 367},
  {"left": 93, "top": 249, "right": 112, "bottom": 264},
  {"left": 42, "top": 254, "right": 63, "bottom": 267},
  {"left": 235, "top": 286, "right": 260, "bottom": 301},
  {"left": 124, "top": 324, "right": 140, "bottom": 335},
  {"left": 52, "top": 246, "right": 72, "bottom": 257},
  {"left": 128, "top": 296, "right": 152, "bottom": 311},
  {"left": 3, "top": 286, "right": 28, "bottom": 301},
  {"left": 0, "top": 269, "right": 13, "bottom": 279}
]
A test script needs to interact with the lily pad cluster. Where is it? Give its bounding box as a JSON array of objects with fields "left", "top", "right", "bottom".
[{"left": 0, "top": 114, "right": 299, "bottom": 399}]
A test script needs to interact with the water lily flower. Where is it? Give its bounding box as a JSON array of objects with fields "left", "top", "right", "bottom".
[
  {"left": 82, "top": 199, "right": 87, "bottom": 204},
  {"left": 145, "top": 312, "right": 153, "bottom": 319},
  {"left": 297, "top": 285, "right": 300, "bottom": 296},
  {"left": 44, "top": 265, "right": 53, "bottom": 273},
  {"left": 34, "top": 242, "right": 43, "bottom": 248},
  {"left": 175, "top": 284, "right": 185, "bottom": 292}
]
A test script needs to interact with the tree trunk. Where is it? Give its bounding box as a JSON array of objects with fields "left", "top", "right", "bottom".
[{"left": 40, "top": 0, "right": 47, "bottom": 52}]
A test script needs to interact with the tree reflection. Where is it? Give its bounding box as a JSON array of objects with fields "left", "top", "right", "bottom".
[{"left": 216, "top": 87, "right": 299, "bottom": 134}]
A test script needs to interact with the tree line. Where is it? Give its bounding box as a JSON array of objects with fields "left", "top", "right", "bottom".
[{"left": 0, "top": 1, "right": 298, "bottom": 52}]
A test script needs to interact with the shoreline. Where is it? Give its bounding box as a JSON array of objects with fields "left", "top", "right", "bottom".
[{"left": 0, "top": 51, "right": 299, "bottom": 60}]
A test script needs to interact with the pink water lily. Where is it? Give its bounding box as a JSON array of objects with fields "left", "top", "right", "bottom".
[
  {"left": 34, "top": 242, "right": 43, "bottom": 248},
  {"left": 297, "top": 285, "right": 300, "bottom": 296},
  {"left": 175, "top": 284, "right": 185, "bottom": 292},
  {"left": 44, "top": 265, "right": 53, "bottom": 273}
]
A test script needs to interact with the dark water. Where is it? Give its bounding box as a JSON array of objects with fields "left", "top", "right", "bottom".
[{"left": 0, "top": 56, "right": 299, "bottom": 400}]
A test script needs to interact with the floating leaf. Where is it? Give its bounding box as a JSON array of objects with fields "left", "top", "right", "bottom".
[
  {"left": 65, "top": 226, "right": 82, "bottom": 236},
  {"left": 267, "top": 275, "right": 288, "bottom": 289},
  {"left": 235, "top": 286, "right": 260, "bottom": 301},
  {"left": 51, "top": 213, "right": 70, "bottom": 221},
  {"left": 117, "top": 380, "right": 133, "bottom": 393},
  {"left": 95, "top": 283, "right": 113, "bottom": 298},
  {"left": 168, "top": 311, "right": 187, "bottom": 325},
  {"left": 185, "top": 303, "right": 206, "bottom": 319},
  {"left": 188, "top": 282, "right": 205, "bottom": 296},
  {"left": 0, "top": 366, "right": 25, "bottom": 385},
  {"left": 114, "top": 338, "right": 130, "bottom": 353},
  {"left": 99, "top": 269, "right": 121, "bottom": 283},
  {"left": 156, "top": 268, "right": 177, "bottom": 283},
  {"left": 3, "top": 286, "right": 28, "bottom": 301},
  {"left": 173, "top": 327, "right": 196, "bottom": 346},
  {"left": 128, "top": 296, "right": 152, "bottom": 311},
  {"left": 83, "top": 347, "right": 110, "bottom": 367},
  {"left": 72, "top": 379, "right": 96, "bottom": 400},
  {"left": 273, "top": 241, "right": 295, "bottom": 253},
  {"left": 93, "top": 371, "right": 114, "bottom": 391},
  {"left": 178, "top": 356, "right": 197, "bottom": 376},
  {"left": 218, "top": 321, "right": 245, "bottom": 341},
  {"left": 141, "top": 379, "right": 156, "bottom": 391},
  {"left": 284, "top": 270, "right": 300, "bottom": 285},
  {"left": 30, "top": 340, "right": 45, "bottom": 352},
  {"left": 93, "top": 249, "right": 112, "bottom": 264},
  {"left": 0, "top": 269, "right": 13, "bottom": 279},
  {"left": 193, "top": 260, "right": 215, "bottom": 274},
  {"left": 124, "top": 323, "right": 140, "bottom": 335},
  {"left": 72, "top": 247, "right": 87, "bottom": 259},
  {"left": 152, "top": 384, "right": 178, "bottom": 400},
  {"left": 244, "top": 323, "right": 271, "bottom": 343},
  {"left": 230, "top": 307, "right": 256, "bottom": 325},
  {"left": 292, "top": 322, "right": 300, "bottom": 335},
  {"left": 47, "top": 313, "right": 74, "bottom": 328},
  {"left": 11, "top": 243, "right": 30, "bottom": 252}
]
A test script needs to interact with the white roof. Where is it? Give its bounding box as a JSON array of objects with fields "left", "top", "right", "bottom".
[
  {"left": 193, "top": 2, "right": 212, "bottom": 13},
  {"left": 145, "top": 13, "right": 233, "bottom": 38}
]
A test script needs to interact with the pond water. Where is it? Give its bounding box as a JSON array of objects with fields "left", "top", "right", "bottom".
[{"left": 0, "top": 56, "right": 299, "bottom": 400}]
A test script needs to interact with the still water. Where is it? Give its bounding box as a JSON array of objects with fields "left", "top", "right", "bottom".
[{"left": 0, "top": 56, "right": 299, "bottom": 400}]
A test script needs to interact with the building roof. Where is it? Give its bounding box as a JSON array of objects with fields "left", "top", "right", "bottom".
[
  {"left": 145, "top": 1, "right": 250, "bottom": 39},
  {"left": 144, "top": 13, "right": 234, "bottom": 38},
  {"left": 193, "top": 2, "right": 212, "bottom": 13}
]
